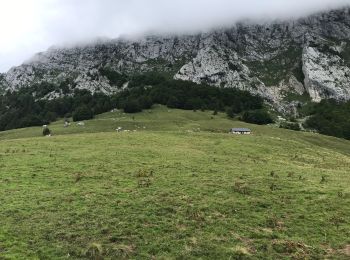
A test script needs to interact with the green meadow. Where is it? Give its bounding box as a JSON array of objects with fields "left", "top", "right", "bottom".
[{"left": 0, "top": 106, "right": 349, "bottom": 259}]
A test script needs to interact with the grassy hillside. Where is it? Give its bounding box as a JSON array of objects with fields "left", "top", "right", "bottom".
[
  {"left": 0, "top": 105, "right": 262, "bottom": 141},
  {"left": 0, "top": 106, "right": 349, "bottom": 259}
]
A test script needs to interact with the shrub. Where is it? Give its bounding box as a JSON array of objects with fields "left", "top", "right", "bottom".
[
  {"left": 72, "top": 106, "right": 93, "bottom": 122},
  {"left": 226, "top": 107, "right": 236, "bottom": 118},
  {"left": 85, "top": 243, "right": 103, "bottom": 259},
  {"left": 166, "top": 97, "right": 180, "bottom": 108},
  {"left": 64, "top": 113, "right": 72, "bottom": 119},
  {"left": 99, "top": 68, "right": 128, "bottom": 86},
  {"left": 44, "top": 111, "right": 58, "bottom": 123},
  {"left": 232, "top": 181, "right": 250, "bottom": 195},
  {"left": 279, "top": 122, "right": 301, "bottom": 131},
  {"left": 241, "top": 109, "right": 274, "bottom": 125},
  {"left": 128, "top": 72, "right": 166, "bottom": 88},
  {"left": 138, "top": 96, "right": 153, "bottom": 109},
  {"left": 123, "top": 100, "right": 142, "bottom": 113}
]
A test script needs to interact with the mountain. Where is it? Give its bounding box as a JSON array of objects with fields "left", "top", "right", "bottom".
[{"left": 1, "top": 7, "right": 350, "bottom": 115}]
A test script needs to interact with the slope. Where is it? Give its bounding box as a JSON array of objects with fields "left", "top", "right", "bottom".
[{"left": 0, "top": 107, "right": 349, "bottom": 259}]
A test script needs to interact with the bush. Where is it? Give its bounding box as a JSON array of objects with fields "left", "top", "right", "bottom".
[
  {"left": 124, "top": 100, "right": 142, "bottom": 113},
  {"left": 128, "top": 72, "right": 166, "bottom": 88},
  {"left": 280, "top": 122, "right": 301, "bottom": 131},
  {"left": 99, "top": 68, "right": 128, "bottom": 86},
  {"left": 226, "top": 107, "right": 236, "bottom": 118},
  {"left": 166, "top": 97, "right": 180, "bottom": 108},
  {"left": 241, "top": 110, "right": 274, "bottom": 125},
  {"left": 72, "top": 106, "right": 93, "bottom": 122},
  {"left": 139, "top": 96, "right": 153, "bottom": 109},
  {"left": 44, "top": 111, "right": 58, "bottom": 122},
  {"left": 64, "top": 113, "right": 72, "bottom": 119}
]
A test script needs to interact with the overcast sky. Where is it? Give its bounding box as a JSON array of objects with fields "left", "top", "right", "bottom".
[{"left": 0, "top": 0, "right": 349, "bottom": 72}]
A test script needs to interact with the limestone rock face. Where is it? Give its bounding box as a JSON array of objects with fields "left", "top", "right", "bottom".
[
  {"left": 173, "top": 46, "right": 275, "bottom": 105},
  {"left": 302, "top": 46, "right": 350, "bottom": 102},
  {"left": 1, "top": 7, "right": 350, "bottom": 114},
  {"left": 175, "top": 47, "right": 253, "bottom": 89}
]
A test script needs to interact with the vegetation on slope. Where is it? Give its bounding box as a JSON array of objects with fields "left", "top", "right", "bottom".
[
  {"left": 0, "top": 74, "right": 265, "bottom": 132},
  {"left": 240, "top": 110, "right": 274, "bottom": 125},
  {"left": 99, "top": 67, "right": 128, "bottom": 87},
  {"left": 246, "top": 45, "right": 303, "bottom": 86},
  {"left": 116, "top": 75, "right": 264, "bottom": 114},
  {"left": 0, "top": 108, "right": 349, "bottom": 259},
  {"left": 0, "top": 89, "right": 113, "bottom": 131},
  {"left": 304, "top": 99, "right": 350, "bottom": 140},
  {"left": 1, "top": 68, "right": 350, "bottom": 140}
]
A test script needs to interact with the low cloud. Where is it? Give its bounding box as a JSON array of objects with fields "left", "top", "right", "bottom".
[{"left": 0, "top": 0, "right": 349, "bottom": 72}]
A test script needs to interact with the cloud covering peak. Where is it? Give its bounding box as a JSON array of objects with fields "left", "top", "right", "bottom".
[{"left": 0, "top": 0, "right": 349, "bottom": 72}]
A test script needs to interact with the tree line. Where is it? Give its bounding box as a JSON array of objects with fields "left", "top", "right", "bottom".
[
  {"left": 304, "top": 99, "right": 350, "bottom": 140},
  {"left": 0, "top": 89, "right": 112, "bottom": 131},
  {"left": 114, "top": 73, "right": 265, "bottom": 113}
]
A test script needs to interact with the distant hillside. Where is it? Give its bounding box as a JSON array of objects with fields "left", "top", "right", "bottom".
[{"left": 1, "top": 7, "right": 350, "bottom": 115}]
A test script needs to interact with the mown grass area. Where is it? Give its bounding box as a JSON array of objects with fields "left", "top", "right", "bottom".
[{"left": 0, "top": 106, "right": 350, "bottom": 259}]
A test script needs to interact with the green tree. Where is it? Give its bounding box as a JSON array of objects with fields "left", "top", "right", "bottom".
[
  {"left": 226, "top": 107, "right": 236, "bottom": 118},
  {"left": 123, "top": 100, "right": 142, "bottom": 113},
  {"left": 72, "top": 106, "right": 93, "bottom": 121},
  {"left": 241, "top": 110, "right": 274, "bottom": 125}
]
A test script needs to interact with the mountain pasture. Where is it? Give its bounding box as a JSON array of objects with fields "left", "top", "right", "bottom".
[{"left": 0, "top": 106, "right": 349, "bottom": 259}]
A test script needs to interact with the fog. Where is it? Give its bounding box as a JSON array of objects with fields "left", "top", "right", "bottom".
[{"left": 0, "top": 0, "right": 349, "bottom": 72}]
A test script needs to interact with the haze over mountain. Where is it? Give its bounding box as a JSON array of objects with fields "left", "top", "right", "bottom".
[{"left": 0, "top": 0, "right": 349, "bottom": 72}]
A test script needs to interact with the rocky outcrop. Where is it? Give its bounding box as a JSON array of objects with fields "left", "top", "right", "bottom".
[
  {"left": 1, "top": 7, "right": 350, "bottom": 114},
  {"left": 2, "top": 37, "right": 200, "bottom": 92},
  {"left": 302, "top": 46, "right": 350, "bottom": 102},
  {"left": 0, "top": 73, "right": 7, "bottom": 93},
  {"left": 175, "top": 46, "right": 261, "bottom": 90}
]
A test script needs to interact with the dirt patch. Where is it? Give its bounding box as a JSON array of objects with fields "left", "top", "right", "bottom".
[{"left": 341, "top": 244, "right": 350, "bottom": 256}]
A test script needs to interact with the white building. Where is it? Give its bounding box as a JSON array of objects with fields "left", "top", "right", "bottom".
[{"left": 230, "top": 128, "right": 252, "bottom": 135}]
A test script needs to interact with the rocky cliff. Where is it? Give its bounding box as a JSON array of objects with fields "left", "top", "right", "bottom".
[{"left": 1, "top": 7, "right": 350, "bottom": 114}]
